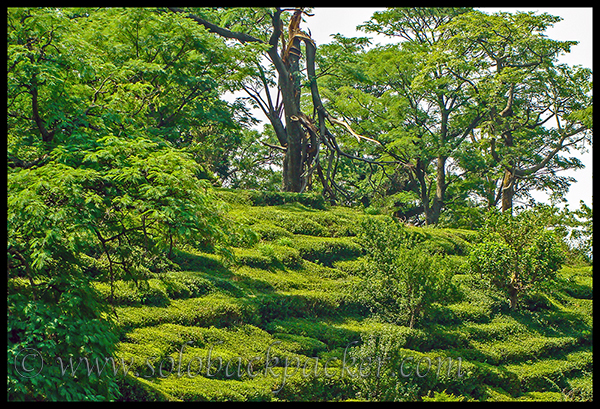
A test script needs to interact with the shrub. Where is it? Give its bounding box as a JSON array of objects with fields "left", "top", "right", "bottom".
[
  {"left": 94, "top": 279, "right": 176, "bottom": 307},
  {"left": 246, "top": 190, "right": 326, "bottom": 209},
  {"left": 264, "top": 318, "right": 361, "bottom": 350},
  {"left": 413, "top": 230, "right": 471, "bottom": 256},
  {"left": 256, "top": 291, "right": 341, "bottom": 321},
  {"left": 356, "top": 217, "right": 456, "bottom": 329},
  {"left": 270, "top": 213, "right": 327, "bottom": 236},
  {"left": 350, "top": 328, "right": 433, "bottom": 401},
  {"left": 7, "top": 278, "right": 120, "bottom": 401},
  {"left": 272, "top": 333, "right": 328, "bottom": 356},
  {"left": 307, "top": 210, "right": 359, "bottom": 237},
  {"left": 233, "top": 248, "right": 274, "bottom": 270},
  {"left": 147, "top": 376, "right": 274, "bottom": 401},
  {"left": 162, "top": 272, "right": 215, "bottom": 299},
  {"left": 292, "top": 236, "right": 363, "bottom": 267},
  {"left": 332, "top": 258, "right": 367, "bottom": 275},
  {"left": 117, "top": 375, "right": 176, "bottom": 402},
  {"left": 467, "top": 210, "right": 566, "bottom": 310},
  {"left": 116, "top": 295, "right": 260, "bottom": 331},
  {"left": 251, "top": 223, "right": 292, "bottom": 241},
  {"left": 139, "top": 281, "right": 171, "bottom": 307},
  {"left": 422, "top": 390, "right": 469, "bottom": 401},
  {"left": 504, "top": 350, "right": 593, "bottom": 393},
  {"left": 233, "top": 244, "right": 303, "bottom": 271}
]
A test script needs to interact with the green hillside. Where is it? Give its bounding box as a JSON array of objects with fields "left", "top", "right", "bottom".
[{"left": 97, "top": 190, "right": 592, "bottom": 402}]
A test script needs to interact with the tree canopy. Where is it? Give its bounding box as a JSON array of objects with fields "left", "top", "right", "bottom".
[{"left": 317, "top": 7, "right": 592, "bottom": 223}]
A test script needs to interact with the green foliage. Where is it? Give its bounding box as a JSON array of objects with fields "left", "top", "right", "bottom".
[
  {"left": 7, "top": 7, "right": 241, "bottom": 401},
  {"left": 291, "top": 236, "right": 363, "bottom": 267},
  {"left": 244, "top": 190, "right": 327, "bottom": 209},
  {"left": 356, "top": 217, "right": 456, "bottom": 328},
  {"left": 318, "top": 7, "right": 592, "bottom": 222},
  {"left": 98, "top": 203, "right": 593, "bottom": 402},
  {"left": 422, "top": 390, "right": 469, "bottom": 401},
  {"left": 6, "top": 6, "right": 593, "bottom": 403},
  {"left": 233, "top": 244, "right": 303, "bottom": 270},
  {"left": 528, "top": 202, "right": 593, "bottom": 265},
  {"left": 7, "top": 278, "right": 119, "bottom": 401},
  {"left": 7, "top": 162, "right": 122, "bottom": 400},
  {"left": 468, "top": 210, "right": 566, "bottom": 309}
]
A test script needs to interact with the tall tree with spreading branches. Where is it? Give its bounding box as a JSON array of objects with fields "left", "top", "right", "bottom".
[{"left": 168, "top": 7, "right": 381, "bottom": 197}]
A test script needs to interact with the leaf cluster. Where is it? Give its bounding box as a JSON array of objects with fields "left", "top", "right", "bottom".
[
  {"left": 467, "top": 209, "right": 566, "bottom": 309},
  {"left": 356, "top": 217, "right": 456, "bottom": 328}
]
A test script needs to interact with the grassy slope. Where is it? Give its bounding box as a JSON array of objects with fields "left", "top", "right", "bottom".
[{"left": 97, "top": 190, "right": 593, "bottom": 402}]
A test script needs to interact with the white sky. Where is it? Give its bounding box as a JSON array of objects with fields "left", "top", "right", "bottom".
[{"left": 305, "top": 7, "right": 593, "bottom": 210}]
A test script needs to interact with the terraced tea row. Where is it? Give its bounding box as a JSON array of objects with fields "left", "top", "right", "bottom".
[{"left": 101, "top": 198, "right": 592, "bottom": 401}]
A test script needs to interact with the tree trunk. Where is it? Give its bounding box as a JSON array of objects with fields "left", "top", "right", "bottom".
[
  {"left": 30, "top": 73, "right": 54, "bottom": 143},
  {"left": 414, "top": 160, "right": 431, "bottom": 224},
  {"left": 501, "top": 168, "right": 514, "bottom": 214},
  {"left": 427, "top": 155, "right": 447, "bottom": 225},
  {"left": 282, "top": 123, "right": 304, "bottom": 192},
  {"left": 509, "top": 286, "right": 518, "bottom": 310},
  {"left": 169, "top": 7, "right": 369, "bottom": 195},
  {"left": 278, "top": 14, "right": 304, "bottom": 192},
  {"left": 408, "top": 310, "right": 416, "bottom": 330}
]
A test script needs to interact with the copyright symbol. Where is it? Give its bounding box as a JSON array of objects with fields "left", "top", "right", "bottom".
[{"left": 14, "top": 348, "right": 44, "bottom": 378}]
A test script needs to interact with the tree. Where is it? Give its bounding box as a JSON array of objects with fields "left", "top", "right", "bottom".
[
  {"left": 321, "top": 7, "right": 485, "bottom": 224},
  {"left": 443, "top": 10, "right": 593, "bottom": 213},
  {"left": 168, "top": 7, "right": 378, "bottom": 196},
  {"left": 467, "top": 209, "right": 565, "bottom": 310},
  {"left": 319, "top": 8, "right": 592, "bottom": 221},
  {"left": 357, "top": 217, "right": 454, "bottom": 328},
  {"left": 223, "top": 128, "right": 284, "bottom": 190},
  {"left": 7, "top": 7, "right": 244, "bottom": 182}
]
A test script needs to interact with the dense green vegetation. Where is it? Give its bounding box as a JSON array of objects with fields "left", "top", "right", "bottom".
[
  {"left": 9, "top": 190, "right": 593, "bottom": 401},
  {"left": 111, "top": 194, "right": 592, "bottom": 401},
  {"left": 7, "top": 7, "right": 592, "bottom": 402}
]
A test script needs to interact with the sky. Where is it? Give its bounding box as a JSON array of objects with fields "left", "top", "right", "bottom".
[{"left": 303, "top": 7, "right": 593, "bottom": 211}]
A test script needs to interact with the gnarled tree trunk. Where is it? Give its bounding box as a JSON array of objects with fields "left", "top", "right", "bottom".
[{"left": 169, "top": 7, "right": 380, "bottom": 197}]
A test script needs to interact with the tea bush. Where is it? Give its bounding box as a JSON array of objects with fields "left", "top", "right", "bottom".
[
  {"left": 256, "top": 290, "right": 342, "bottom": 321},
  {"left": 252, "top": 223, "right": 293, "bottom": 241},
  {"left": 21, "top": 192, "right": 587, "bottom": 402},
  {"left": 161, "top": 271, "right": 216, "bottom": 299},
  {"left": 245, "top": 190, "right": 326, "bottom": 209},
  {"left": 291, "top": 236, "right": 363, "bottom": 267},
  {"left": 264, "top": 318, "right": 361, "bottom": 350}
]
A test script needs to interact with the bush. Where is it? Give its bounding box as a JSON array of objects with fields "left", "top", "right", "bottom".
[
  {"left": 264, "top": 318, "right": 361, "bottom": 350},
  {"left": 306, "top": 210, "right": 360, "bottom": 237},
  {"left": 251, "top": 223, "right": 293, "bottom": 241},
  {"left": 117, "top": 375, "right": 176, "bottom": 402},
  {"left": 256, "top": 291, "right": 341, "bottom": 321},
  {"left": 233, "top": 244, "right": 303, "bottom": 271},
  {"left": 246, "top": 190, "right": 326, "bottom": 209},
  {"left": 505, "top": 350, "right": 592, "bottom": 393},
  {"left": 270, "top": 212, "right": 327, "bottom": 236},
  {"left": 116, "top": 295, "right": 260, "bottom": 331},
  {"left": 413, "top": 230, "right": 471, "bottom": 256},
  {"left": 422, "top": 390, "right": 469, "bottom": 401},
  {"left": 272, "top": 333, "right": 328, "bottom": 356},
  {"left": 162, "top": 272, "right": 215, "bottom": 299},
  {"left": 292, "top": 236, "right": 363, "bottom": 267},
  {"left": 356, "top": 217, "right": 456, "bottom": 329},
  {"left": 7, "top": 279, "right": 120, "bottom": 401},
  {"left": 467, "top": 210, "right": 566, "bottom": 310},
  {"left": 139, "top": 282, "right": 171, "bottom": 307},
  {"left": 332, "top": 258, "right": 366, "bottom": 275}
]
